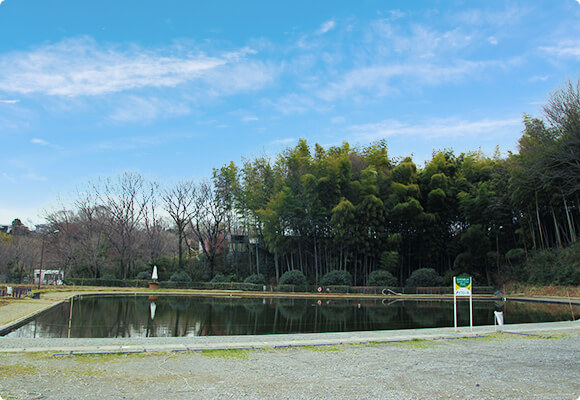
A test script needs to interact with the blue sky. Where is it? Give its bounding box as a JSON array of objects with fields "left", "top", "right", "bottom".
[{"left": 0, "top": 0, "right": 579, "bottom": 226}]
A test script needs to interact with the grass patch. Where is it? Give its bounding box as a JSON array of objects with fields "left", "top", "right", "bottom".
[
  {"left": 200, "top": 349, "right": 250, "bottom": 360},
  {"left": 392, "top": 338, "right": 432, "bottom": 349},
  {"left": 0, "top": 364, "right": 39, "bottom": 377},
  {"left": 457, "top": 334, "right": 496, "bottom": 341},
  {"left": 22, "top": 351, "right": 54, "bottom": 361},
  {"left": 304, "top": 345, "right": 343, "bottom": 352},
  {"left": 60, "top": 352, "right": 150, "bottom": 362}
]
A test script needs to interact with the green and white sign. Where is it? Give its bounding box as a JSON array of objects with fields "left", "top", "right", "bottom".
[
  {"left": 453, "top": 276, "right": 473, "bottom": 332},
  {"left": 454, "top": 276, "right": 472, "bottom": 297}
]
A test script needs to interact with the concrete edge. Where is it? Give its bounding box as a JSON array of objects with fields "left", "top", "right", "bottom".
[{"left": 1, "top": 320, "right": 577, "bottom": 355}]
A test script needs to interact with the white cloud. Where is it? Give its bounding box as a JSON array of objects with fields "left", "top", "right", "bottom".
[
  {"left": 0, "top": 37, "right": 275, "bottom": 97},
  {"left": 529, "top": 75, "right": 549, "bottom": 82},
  {"left": 110, "top": 96, "right": 191, "bottom": 123},
  {"left": 316, "top": 60, "right": 497, "bottom": 102},
  {"left": 24, "top": 172, "right": 48, "bottom": 181},
  {"left": 270, "top": 137, "right": 295, "bottom": 146},
  {"left": 0, "top": 0, "right": 5, "bottom": 5},
  {"left": 31, "top": 138, "right": 49, "bottom": 145},
  {"left": 349, "top": 117, "right": 521, "bottom": 141},
  {"left": 0, "top": 99, "right": 19, "bottom": 104},
  {"left": 241, "top": 116, "right": 259, "bottom": 122},
  {"left": 488, "top": 36, "right": 498, "bottom": 45},
  {"left": 1, "top": 172, "right": 16, "bottom": 183},
  {"left": 539, "top": 40, "right": 580, "bottom": 59},
  {"left": 317, "top": 20, "right": 336, "bottom": 35}
]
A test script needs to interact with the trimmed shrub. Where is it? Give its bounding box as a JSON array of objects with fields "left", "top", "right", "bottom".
[
  {"left": 169, "top": 271, "right": 192, "bottom": 282},
  {"left": 279, "top": 270, "right": 307, "bottom": 287},
  {"left": 210, "top": 273, "right": 229, "bottom": 283},
  {"left": 135, "top": 271, "right": 150, "bottom": 280},
  {"left": 406, "top": 268, "right": 443, "bottom": 287},
  {"left": 368, "top": 270, "right": 397, "bottom": 286},
  {"left": 506, "top": 248, "right": 526, "bottom": 264},
  {"left": 320, "top": 270, "right": 352, "bottom": 286},
  {"left": 244, "top": 274, "right": 266, "bottom": 285}
]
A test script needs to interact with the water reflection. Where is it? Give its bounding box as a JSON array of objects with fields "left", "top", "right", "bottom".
[{"left": 4, "top": 295, "right": 579, "bottom": 339}]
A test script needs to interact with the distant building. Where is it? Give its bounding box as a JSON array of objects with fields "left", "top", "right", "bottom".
[{"left": 34, "top": 269, "right": 65, "bottom": 285}]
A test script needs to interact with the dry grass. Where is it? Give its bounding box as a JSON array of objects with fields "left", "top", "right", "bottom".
[{"left": 504, "top": 283, "right": 580, "bottom": 297}]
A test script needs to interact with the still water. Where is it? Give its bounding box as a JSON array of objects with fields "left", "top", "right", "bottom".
[{"left": 5, "top": 295, "right": 578, "bottom": 338}]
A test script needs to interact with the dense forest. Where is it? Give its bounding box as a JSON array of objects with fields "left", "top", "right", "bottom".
[{"left": 1, "top": 79, "right": 579, "bottom": 288}]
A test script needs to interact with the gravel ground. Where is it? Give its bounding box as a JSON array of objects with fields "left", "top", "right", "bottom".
[{"left": 1, "top": 330, "right": 579, "bottom": 400}]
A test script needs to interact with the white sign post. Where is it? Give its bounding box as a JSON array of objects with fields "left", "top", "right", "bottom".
[{"left": 453, "top": 276, "right": 473, "bottom": 332}]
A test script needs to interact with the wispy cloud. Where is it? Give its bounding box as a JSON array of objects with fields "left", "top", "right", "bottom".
[
  {"left": 0, "top": 37, "right": 275, "bottom": 97},
  {"left": 270, "top": 137, "right": 295, "bottom": 146},
  {"left": 316, "top": 60, "right": 500, "bottom": 102},
  {"left": 350, "top": 117, "right": 521, "bottom": 141},
  {"left": 0, "top": 99, "right": 19, "bottom": 104},
  {"left": 31, "top": 138, "right": 49, "bottom": 145},
  {"left": 539, "top": 40, "right": 580, "bottom": 59},
  {"left": 110, "top": 96, "right": 191, "bottom": 123},
  {"left": 241, "top": 116, "right": 259, "bottom": 122},
  {"left": 529, "top": 75, "right": 549, "bottom": 83},
  {"left": 317, "top": 20, "right": 336, "bottom": 35},
  {"left": 1, "top": 172, "right": 16, "bottom": 183}
]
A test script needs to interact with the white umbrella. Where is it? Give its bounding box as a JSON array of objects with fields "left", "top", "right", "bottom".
[
  {"left": 152, "top": 265, "right": 158, "bottom": 281},
  {"left": 150, "top": 301, "right": 157, "bottom": 320}
]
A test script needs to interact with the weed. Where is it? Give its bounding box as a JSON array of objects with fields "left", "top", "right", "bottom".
[
  {"left": 304, "top": 345, "right": 343, "bottom": 352},
  {"left": 63, "top": 352, "right": 150, "bottom": 363},
  {"left": 0, "top": 364, "right": 38, "bottom": 377},
  {"left": 201, "top": 349, "right": 250, "bottom": 359}
]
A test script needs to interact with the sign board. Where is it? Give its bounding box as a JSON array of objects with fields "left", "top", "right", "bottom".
[
  {"left": 453, "top": 276, "right": 473, "bottom": 332},
  {"left": 454, "top": 276, "right": 472, "bottom": 297}
]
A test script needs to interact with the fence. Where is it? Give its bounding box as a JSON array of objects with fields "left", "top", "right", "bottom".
[
  {"left": 62, "top": 278, "right": 496, "bottom": 295},
  {"left": 0, "top": 286, "right": 33, "bottom": 298}
]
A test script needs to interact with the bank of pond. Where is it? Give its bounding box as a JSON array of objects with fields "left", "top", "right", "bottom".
[{"left": 4, "top": 295, "right": 578, "bottom": 338}]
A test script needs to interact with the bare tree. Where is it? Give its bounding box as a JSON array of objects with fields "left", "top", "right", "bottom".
[
  {"left": 163, "top": 180, "right": 198, "bottom": 269},
  {"left": 142, "top": 181, "right": 170, "bottom": 263},
  {"left": 96, "top": 172, "right": 150, "bottom": 279},
  {"left": 190, "top": 181, "right": 230, "bottom": 278}
]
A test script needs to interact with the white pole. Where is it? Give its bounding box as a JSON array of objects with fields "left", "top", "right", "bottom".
[
  {"left": 469, "top": 287, "right": 473, "bottom": 331},
  {"left": 453, "top": 277, "right": 458, "bottom": 332}
]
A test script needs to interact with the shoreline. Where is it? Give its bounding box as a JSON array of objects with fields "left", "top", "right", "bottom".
[{"left": 1, "top": 287, "right": 578, "bottom": 353}]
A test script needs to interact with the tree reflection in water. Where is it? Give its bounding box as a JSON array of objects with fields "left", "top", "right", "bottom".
[{"left": 4, "top": 296, "right": 579, "bottom": 338}]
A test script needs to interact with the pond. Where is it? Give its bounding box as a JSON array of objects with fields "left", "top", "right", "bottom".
[{"left": 4, "top": 295, "right": 578, "bottom": 338}]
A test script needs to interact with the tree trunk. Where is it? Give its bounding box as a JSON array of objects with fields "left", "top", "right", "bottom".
[
  {"left": 551, "top": 206, "right": 563, "bottom": 248},
  {"left": 563, "top": 195, "right": 576, "bottom": 243},
  {"left": 535, "top": 191, "right": 546, "bottom": 249}
]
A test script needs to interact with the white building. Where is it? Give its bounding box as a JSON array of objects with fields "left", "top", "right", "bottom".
[{"left": 34, "top": 269, "right": 64, "bottom": 285}]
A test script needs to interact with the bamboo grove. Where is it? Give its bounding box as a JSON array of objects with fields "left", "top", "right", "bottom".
[
  {"left": 212, "top": 79, "right": 580, "bottom": 286},
  {"left": 1, "top": 79, "right": 579, "bottom": 287}
]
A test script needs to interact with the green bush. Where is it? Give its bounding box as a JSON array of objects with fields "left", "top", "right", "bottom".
[
  {"left": 279, "top": 270, "right": 307, "bottom": 287},
  {"left": 405, "top": 268, "right": 443, "bottom": 287},
  {"left": 320, "top": 270, "right": 352, "bottom": 286},
  {"left": 368, "top": 270, "right": 397, "bottom": 286},
  {"left": 135, "top": 271, "right": 150, "bottom": 280},
  {"left": 244, "top": 274, "right": 266, "bottom": 285},
  {"left": 523, "top": 244, "right": 580, "bottom": 286},
  {"left": 210, "top": 273, "right": 229, "bottom": 283},
  {"left": 506, "top": 248, "right": 526, "bottom": 264},
  {"left": 169, "top": 271, "right": 192, "bottom": 282}
]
